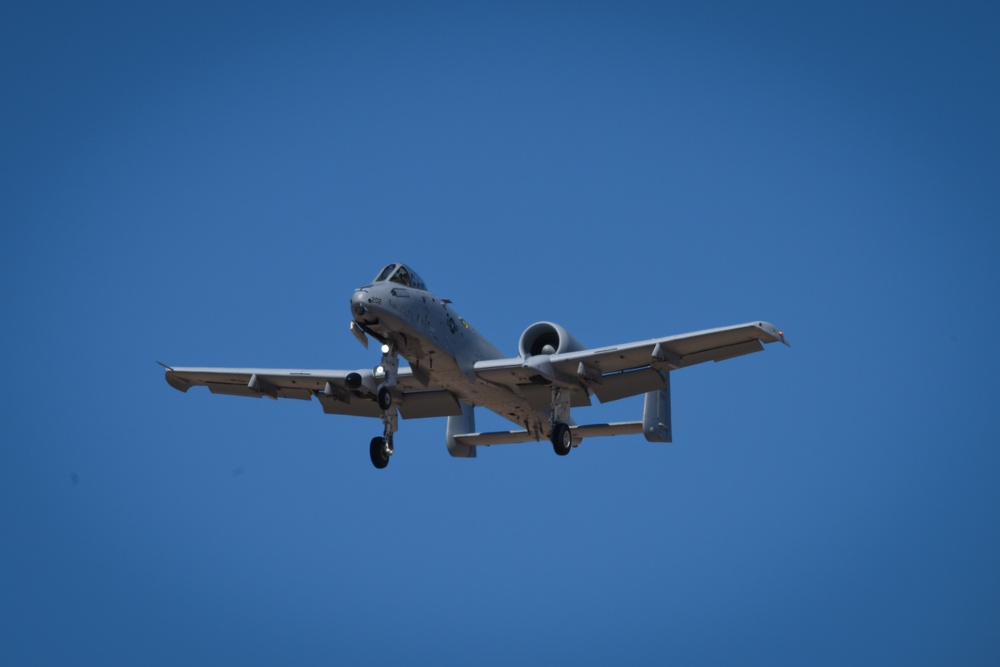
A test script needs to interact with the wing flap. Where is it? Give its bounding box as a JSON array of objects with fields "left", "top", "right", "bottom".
[
  {"left": 591, "top": 367, "right": 666, "bottom": 403},
  {"left": 677, "top": 338, "right": 764, "bottom": 366},
  {"left": 316, "top": 393, "right": 382, "bottom": 417},
  {"left": 206, "top": 382, "right": 260, "bottom": 398},
  {"left": 398, "top": 390, "right": 463, "bottom": 419}
]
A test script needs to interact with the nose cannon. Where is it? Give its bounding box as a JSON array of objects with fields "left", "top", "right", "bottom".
[
  {"left": 351, "top": 289, "right": 371, "bottom": 321},
  {"left": 350, "top": 285, "right": 393, "bottom": 343}
]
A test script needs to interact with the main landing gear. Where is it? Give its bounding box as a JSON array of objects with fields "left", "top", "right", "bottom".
[
  {"left": 549, "top": 387, "right": 573, "bottom": 457},
  {"left": 371, "top": 343, "right": 399, "bottom": 470},
  {"left": 551, "top": 422, "right": 572, "bottom": 456}
]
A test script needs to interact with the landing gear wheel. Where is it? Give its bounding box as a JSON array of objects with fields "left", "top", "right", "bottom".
[
  {"left": 370, "top": 436, "right": 390, "bottom": 469},
  {"left": 377, "top": 386, "right": 392, "bottom": 410},
  {"left": 551, "top": 422, "right": 572, "bottom": 456}
]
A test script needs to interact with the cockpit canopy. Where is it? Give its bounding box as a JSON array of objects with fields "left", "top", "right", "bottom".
[{"left": 373, "top": 263, "right": 427, "bottom": 291}]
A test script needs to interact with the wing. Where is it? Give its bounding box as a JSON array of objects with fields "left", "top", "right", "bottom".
[
  {"left": 162, "top": 365, "right": 462, "bottom": 419},
  {"left": 475, "top": 321, "right": 788, "bottom": 404}
]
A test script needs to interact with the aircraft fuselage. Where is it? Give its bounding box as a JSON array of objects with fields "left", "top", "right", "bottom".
[{"left": 350, "top": 277, "right": 547, "bottom": 433}]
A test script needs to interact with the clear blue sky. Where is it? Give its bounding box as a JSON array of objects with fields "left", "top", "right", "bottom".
[{"left": 2, "top": 2, "right": 999, "bottom": 664}]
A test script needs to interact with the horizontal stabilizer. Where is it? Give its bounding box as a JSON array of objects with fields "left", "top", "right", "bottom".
[{"left": 453, "top": 421, "right": 644, "bottom": 447}]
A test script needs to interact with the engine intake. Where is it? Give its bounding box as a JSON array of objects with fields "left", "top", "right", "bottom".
[{"left": 518, "top": 322, "right": 586, "bottom": 358}]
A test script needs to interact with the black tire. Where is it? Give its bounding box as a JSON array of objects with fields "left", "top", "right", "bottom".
[
  {"left": 370, "top": 436, "right": 390, "bottom": 469},
  {"left": 377, "top": 386, "right": 392, "bottom": 411},
  {"left": 551, "top": 423, "right": 572, "bottom": 456}
]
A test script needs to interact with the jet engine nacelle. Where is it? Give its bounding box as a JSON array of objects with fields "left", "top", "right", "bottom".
[{"left": 518, "top": 321, "right": 586, "bottom": 358}]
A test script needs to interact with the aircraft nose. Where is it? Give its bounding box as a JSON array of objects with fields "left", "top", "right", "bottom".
[
  {"left": 351, "top": 288, "right": 374, "bottom": 322},
  {"left": 351, "top": 289, "right": 366, "bottom": 317}
]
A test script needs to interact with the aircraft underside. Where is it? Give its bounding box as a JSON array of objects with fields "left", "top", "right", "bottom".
[{"left": 361, "top": 338, "right": 565, "bottom": 469}]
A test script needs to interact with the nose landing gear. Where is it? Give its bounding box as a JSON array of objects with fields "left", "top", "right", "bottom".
[
  {"left": 371, "top": 343, "right": 399, "bottom": 469},
  {"left": 370, "top": 435, "right": 393, "bottom": 469}
]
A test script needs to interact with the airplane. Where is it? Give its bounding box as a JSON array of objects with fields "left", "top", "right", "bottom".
[{"left": 162, "top": 262, "right": 789, "bottom": 469}]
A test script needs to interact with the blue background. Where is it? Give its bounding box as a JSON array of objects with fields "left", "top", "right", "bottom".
[{"left": 3, "top": 2, "right": 998, "bottom": 664}]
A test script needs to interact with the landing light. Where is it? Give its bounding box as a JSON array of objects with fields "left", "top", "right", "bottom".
[{"left": 381, "top": 344, "right": 390, "bottom": 354}]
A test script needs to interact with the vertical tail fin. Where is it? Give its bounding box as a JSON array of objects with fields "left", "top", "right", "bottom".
[
  {"left": 446, "top": 403, "right": 477, "bottom": 458},
  {"left": 642, "top": 372, "right": 673, "bottom": 442}
]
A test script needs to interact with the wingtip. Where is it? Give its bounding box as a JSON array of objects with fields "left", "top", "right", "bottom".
[
  {"left": 158, "top": 361, "right": 192, "bottom": 392},
  {"left": 164, "top": 371, "right": 192, "bottom": 392},
  {"left": 757, "top": 322, "right": 790, "bottom": 347}
]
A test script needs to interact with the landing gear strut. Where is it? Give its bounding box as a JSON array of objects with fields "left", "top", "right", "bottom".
[
  {"left": 371, "top": 343, "right": 399, "bottom": 469},
  {"left": 376, "top": 342, "right": 399, "bottom": 406},
  {"left": 549, "top": 386, "right": 572, "bottom": 457}
]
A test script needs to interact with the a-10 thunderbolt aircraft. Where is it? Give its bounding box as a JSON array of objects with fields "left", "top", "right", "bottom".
[{"left": 162, "top": 263, "right": 788, "bottom": 469}]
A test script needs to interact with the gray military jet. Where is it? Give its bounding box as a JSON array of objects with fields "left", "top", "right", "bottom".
[{"left": 162, "top": 263, "right": 788, "bottom": 469}]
